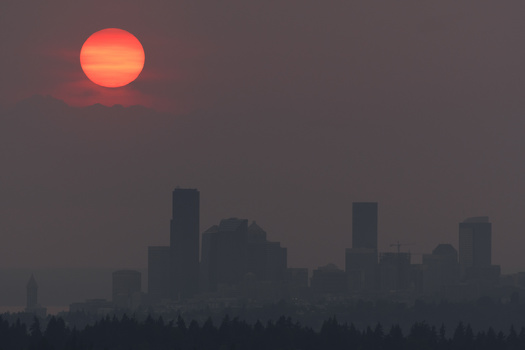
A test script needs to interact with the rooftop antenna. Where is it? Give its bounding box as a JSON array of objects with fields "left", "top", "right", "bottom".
[{"left": 389, "top": 241, "right": 415, "bottom": 253}]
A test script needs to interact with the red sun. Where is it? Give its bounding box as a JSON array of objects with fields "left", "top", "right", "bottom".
[{"left": 80, "top": 28, "right": 145, "bottom": 88}]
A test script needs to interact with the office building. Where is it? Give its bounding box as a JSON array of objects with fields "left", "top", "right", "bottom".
[
  {"left": 200, "top": 218, "right": 287, "bottom": 293},
  {"left": 284, "top": 268, "right": 309, "bottom": 297},
  {"left": 246, "top": 221, "right": 287, "bottom": 281},
  {"left": 26, "top": 274, "right": 38, "bottom": 311},
  {"left": 200, "top": 218, "right": 248, "bottom": 292},
  {"left": 69, "top": 299, "right": 114, "bottom": 315},
  {"left": 421, "top": 244, "right": 459, "bottom": 295},
  {"left": 311, "top": 263, "right": 347, "bottom": 295},
  {"left": 346, "top": 202, "right": 378, "bottom": 293},
  {"left": 170, "top": 188, "right": 200, "bottom": 299},
  {"left": 345, "top": 248, "right": 378, "bottom": 292},
  {"left": 459, "top": 216, "right": 492, "bottom": 279},
  {"left": 379, "top": 252, "right": 411, "bottom": 291},
  {"left": 352, "top": 202, "right": 378, "bottom": 251},
  {"left": 200, "top": 225, "right": 219, "bottom": 292},
  {"left": 112, "top": 270, "right": 141, "bottom": 309},
  {"left": 148, "top": 246, "right": 170, "bottom": 302},
  {"left": 26, "top": 274, "right": 46, "bottom": 317}
]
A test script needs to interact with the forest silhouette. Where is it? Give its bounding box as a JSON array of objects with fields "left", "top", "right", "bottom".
[{"left": 2, "top": 314, "right": 525, "bottom": 350}]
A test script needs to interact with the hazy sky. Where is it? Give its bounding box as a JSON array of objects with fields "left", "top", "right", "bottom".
[{"left": 2, "top": 1, "right": 525, "bottom": 272}]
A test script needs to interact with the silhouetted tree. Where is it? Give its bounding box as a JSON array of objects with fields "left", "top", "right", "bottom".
[
  {"left": 385, "top": 324, "right": 404, "bottom": 350},
  {"left": 407, "top": 321, "right": 437, "bottom": 350},
  {"left": 45, "top": 316, "right": 68, "bottom": 349}
]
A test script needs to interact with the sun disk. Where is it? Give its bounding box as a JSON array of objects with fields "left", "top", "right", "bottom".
[{"left": 80, "top": 28, "right": 145, "bottom": 88}]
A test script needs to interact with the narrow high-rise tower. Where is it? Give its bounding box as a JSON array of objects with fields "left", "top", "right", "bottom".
[
  {"left": 459, "top": 216, "right": 491, "bottom": 279},
  {"left": 112, "top": 270, "right": 141, "bottom": 309},
  {"left": 352, "top": 202, "right": 378, "bottom": 251},
  {"left": 26, "top": 274, "right": 38, "bottom": 311},
  {"left": 170, "top": 188, "right": 200, "bottom": 299},
  {"left": 148, "top": 246, "right": 170, "bottom": 302},
  {"left": 25, "top": 274, "right": 46, "bottom": 316}
]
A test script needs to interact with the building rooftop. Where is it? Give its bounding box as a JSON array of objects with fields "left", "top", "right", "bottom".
[
  {"left": 219, "top": 218, "right": 248, "bottom": 231},
  {"left": 317, "top": 263, "right": 341, "bottom": 271},
  {"left": 248, "top": 221, "right": 265, "bottom": 234},
  {"left": 202, "top": 225, "right": 219, "bottom": 234},
  {"left": 463, "top": 216, "right": 489, "bottom": 223},
  {"left": 432, "top": 243, "right": 458, "bottom": 257},
  {"left": 247, "top": 221, "right": 267, "bottom": 242},
  {"left": 27, "top": 274, "right": 37, "bottom": 289}
]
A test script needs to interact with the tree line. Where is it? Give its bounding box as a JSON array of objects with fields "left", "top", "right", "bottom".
[{"left": 2, "top": 314, "right": 525, "bottom": 350}]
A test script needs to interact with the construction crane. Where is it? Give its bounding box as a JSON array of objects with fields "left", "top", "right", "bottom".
[{"left": 390, "top": 241, "right": 415, "bottom": 253}]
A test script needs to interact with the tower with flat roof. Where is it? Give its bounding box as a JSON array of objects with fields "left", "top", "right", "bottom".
[
  {"left": 200, "top": 218, "right": 287, "bottom": 293},
  {"left": 148, "top": 246, "right": 170, "bottom": 302},
  {"left": 347, "top": 202, "right": 379, "bottom": 292},
  {"left": 170, "top": 188, "right": 200, "bottom": 298},
  {"left": 112, "top": 270, "right": 141, "bottom": 309},
  {"left": 26, "top": 274, "right": 38, "bottom": 310},
  {"left": 352, "top": 202, "right": 378, "bottom": 251},
  {"left": 459, "top": 216, "right": 492, "bottom": 279}
]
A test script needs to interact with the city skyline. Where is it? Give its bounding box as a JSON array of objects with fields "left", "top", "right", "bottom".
[
  {"left": 147, "top": 188, "right": 500, "bottom": 298},
  {"left": 0, "top": 187, "right": 512, "bottom": 311},
  {"left": 0, "top": 98, "right": 521, "bottom": 273},
  {"left": 4, "top": 4, "right": 525, "bottom": 344},
  {"left": 3, "top": 2, "right": 525, "bottom": 275}
]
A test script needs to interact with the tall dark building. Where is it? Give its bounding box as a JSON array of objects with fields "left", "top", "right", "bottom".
[
  {"left": 170, "top": 188, "right": 200, "bottom": 299},
  {"left": 148, "top": 246, "right": 170, "bottom": 302},
  {"left": 26, "top": 274, "right": 38, "bottom": 311},
  {"left": 25, "top": 274, "right": 46, "bottom": 317},
  {"left": 245, "top": 221, "right": 287, "bottom": 281},
  {"left": 200, "top": 219, "right": 287, "bottom": 293},
  {"left": 112, "top": 270, "right": 141, "bottom": 309},
  {"left": 200, "top": 218, "right": 248, "bottom": 292},
  {"left": 421, "top": 244, "right": 459, "bottom": 295},
  {"left": 345, "top": 248, "right": 377, "bottom": 291},
  {"left": 311, "top": 264, "right": 347, "bottom": 295},
  {"left": 379, "top": 252, "right": 411, "bottom": 291},
  {"left": 352, "top": 202, "right": 378, "bottom": 252},
  {"left": 459, "top": 216, "right": 492, "bottom": 279}
]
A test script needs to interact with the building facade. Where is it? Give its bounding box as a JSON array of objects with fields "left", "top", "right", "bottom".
[
  {"left": 26, "top": 274, "right": 38, "bottom": 311},
  {"left": 459, "top": 216, "right": 492, "bottom": 279},
  {"left": 25, "top": 274, "right": 46, "bottom": 317},
  {"left": 112, "top": 270, "right": 141, "bottom": 309},
  {"left": 200, "top": 218, "right": 287, "bottom": 293},
  {"left": 346, "top": 202, "right": 378, "bottom": 293},
  {"left": 345, "top": 248, "right": 378, "bottom": 292},
  {"left": 352, "top": 202, "right": 378, "bottom": 251},
  {"left": 147, "top": 246, "right": 170, "bottom": 302},
  {"left": 170, "top": 188, "right": 200, "bottom": 299},
  {"left": 421, "top": 243, "right": 459, "bottom": 295},
  {"left": 311, "top": 264, "right": 347, "bottom": 295},
  {"left": 379, "top": 252, "right": 411, "bottom": 291}
]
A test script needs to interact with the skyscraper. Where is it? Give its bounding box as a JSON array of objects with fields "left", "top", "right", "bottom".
[
  {"left": 345, "top": 247, "right": 377, "bottom": 291},
  {"left": 352, "top": 202, "right": 378, "bottom": 251},
  {"left": 379, "top": 252, "right": 411, "bottom": 291},
  {"left": 26, "top": 274, "right": 38, "bottom": 311},
  {"left": 170, "top": 188, "right": 200, "bottom": 299},
  {"left": 421, "top": 244, "right": 459, "bottom": 294},
  {"left": 112, "top": 270, "right": 141, "bottom": 309},
  {"left": 26, "top": 274, "right": 46, "bottom": 317},
  {"left": 311, "top": 263, "right": 347, "bottom": 295},
  {"left": 246, "top": 221, "right": 287, "bottom": 281},
  {"left": 200, "top": 218, "right": 248, "bottom": 292},
  {"left": 200, "top": 218, "right": 287, "bottom": 293},
  {"left": 459, "top": 216, "right": 492, "bottom": 279},
  {"left": 148, "top": 246, "right": 170, "bottom": 302}
]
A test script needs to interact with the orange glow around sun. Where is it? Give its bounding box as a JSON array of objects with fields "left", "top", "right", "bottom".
[{"left": 80, "top": 28, "right": 145, "bottom": 88}]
